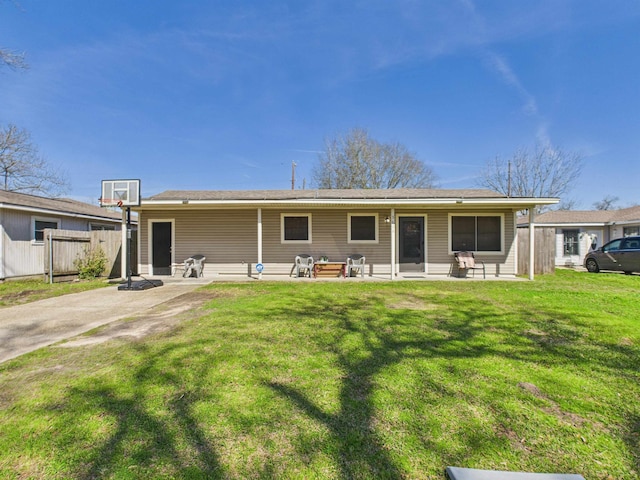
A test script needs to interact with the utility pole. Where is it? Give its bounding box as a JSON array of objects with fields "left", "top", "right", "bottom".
[
  {"left": 291, "top": 161, "right": 297, "bottom": 190},
  {"left": 507, "top": 160, "right": 512, "bottom": 197}
]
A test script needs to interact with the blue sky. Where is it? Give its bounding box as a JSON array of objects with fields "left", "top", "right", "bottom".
[{"left": 1, "top": 1, "right": 639, "bottom": 208}]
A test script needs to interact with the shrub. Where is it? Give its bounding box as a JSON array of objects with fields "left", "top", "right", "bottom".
[{"left": 74, "top": 246, "right": 108, "bottom": 280}]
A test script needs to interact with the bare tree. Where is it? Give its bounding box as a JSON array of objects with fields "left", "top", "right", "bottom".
[
  {"left": 312, "top": 128, "right": 438, "bottom": 189},
  {"left": 478, "top": 144, "right": 583, "bottom": 200},
  {"left": 0, "top": 124, "right": 69, "bottom": 196},
  {"left": 556, "top": 198, "right": 580, "bottom": 210},
  {"left": 593, "top": 195, "right": 619, "bottom": 210}
]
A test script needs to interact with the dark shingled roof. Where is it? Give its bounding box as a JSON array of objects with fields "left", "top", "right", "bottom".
[
  {"left": 147, "top": 188, "right": 506, "bottom": 201},
  {"left": 0, "top": 190, "right": 122, "bottom": 221}
]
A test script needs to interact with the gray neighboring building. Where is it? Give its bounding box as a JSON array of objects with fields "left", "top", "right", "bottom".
[
  {"left": 0, "top": 190, "right": 123, "bottom": 280},
  {"left": 519, "top": 206, "right": 640, "bottom": 268},
  {"left": 134, "top": 188, "right": 558, "bottom": 279}
]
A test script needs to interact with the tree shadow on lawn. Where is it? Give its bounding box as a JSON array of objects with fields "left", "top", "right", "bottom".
[
  {"left": 266, "top": 292, "right": 640, "bottom": 478},
  {"left": 45, "top": 287, "right": 639, "bottom": 479},
  {"left": 68, "top": 342, "right": 224, "bottom": 480},
  {"left": 266, "top": 296, "right": 504, "bottom": 478}
]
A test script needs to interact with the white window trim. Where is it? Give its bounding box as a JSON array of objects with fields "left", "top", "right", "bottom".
[
  {"left": 32, "top": 216, "right": 60, "bottom": 244},
  {"left": 281, "top": 213, "right": 312, "bottom": 244},
  {"left": 448, "top": 213, "right": 505, "bottom": 255},
  {"left": 347, "top": 213, "right": 379, "bottom": 244}
]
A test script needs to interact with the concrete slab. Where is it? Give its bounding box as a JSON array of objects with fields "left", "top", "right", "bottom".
[{"left": 0, "top": 282, "right": 201, "bottom": 364}]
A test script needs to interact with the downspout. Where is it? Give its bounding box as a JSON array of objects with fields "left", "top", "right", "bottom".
[
  {"left": 390, "top": 208, "right": 396, "bottom": 280},
  {"left": 529, "top": 208, "right": 535, "bottom": 281},
  {"left": 257, "top": 208, "right": 263, "bottom": 280}
]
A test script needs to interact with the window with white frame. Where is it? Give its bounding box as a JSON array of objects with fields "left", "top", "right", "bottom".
[
  {"left": 348, "top": 213, "right": 378, "bottom": 243},
  {"left": 563, "top": 229, "right": 580, "bottom": 256},
  {"left": 33, "top": 217, "right": 60, "bottom": 243},
  {"left": 450, "top": 214, "right": 503, "bottom": 252},
  {"left": 623, "top": 226, "right": 639, "bottom": 237},
  {"left": 281, "top": 214, "right": 312, "bottom": 243}
]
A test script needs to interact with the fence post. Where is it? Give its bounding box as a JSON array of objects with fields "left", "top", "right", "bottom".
[{"left": 48, "top": 231, "right": 53, "bottom": 284}]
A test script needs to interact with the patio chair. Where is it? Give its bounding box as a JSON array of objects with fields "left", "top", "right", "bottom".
[
  {"left": 183, "top": 254, "right": 206, "bottom": 278},
  {"left": 446, "top": 466, "right": 584, "bottom": 480},
  {"left": 454, "top": 251, "right": 485, "bottom": 279},
  {"left": 293, "top": 254, "right": 314, "bottom": 278},
  {"left": 346, "top": 254, "right": 366, "bottom": 278}
]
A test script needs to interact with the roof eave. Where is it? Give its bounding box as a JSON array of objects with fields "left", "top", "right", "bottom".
[
  {"left": 0, "top": 202, "right": 125, "bottom": 223},
  {"left": 135, "top": 197, "right": 559, "bottom": 209}
]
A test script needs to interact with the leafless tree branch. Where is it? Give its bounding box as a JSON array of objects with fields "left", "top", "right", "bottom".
[
  {"left": 312, "top": 128, "right": 438, "bottom": 189},
  {"left": 0, "top": 124, "right": 69, "bottom": 196}
]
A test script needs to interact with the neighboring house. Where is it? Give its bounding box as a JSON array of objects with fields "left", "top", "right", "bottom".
[
  {"left": 133, "top": 189, "right": 557, "bottom": 279},
  {"left": 0, "top": 190, "right": 124, "bottom": 280},
  {"left": 518, "top": 206, "right": 640, "bottom": 268}
]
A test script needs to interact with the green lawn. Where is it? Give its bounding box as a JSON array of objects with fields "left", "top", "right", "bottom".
[
  {"left": 0, "top": 278, "right": 109, "bottom": 307},
  {"left": 0, "top": 270, "right": 638, "bottom": 479}
]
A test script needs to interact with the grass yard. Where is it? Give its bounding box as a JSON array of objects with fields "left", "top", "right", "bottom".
[
  {"left": 0, "top": 278, "right": 109, "bottom": 307},
  {"left": 0, "top": 270, "right": 638, "bottom": 479}
]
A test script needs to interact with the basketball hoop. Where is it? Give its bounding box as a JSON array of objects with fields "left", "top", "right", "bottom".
[
  {"left": 100, "top": 179, "right": 141, "bottom": 291},
  {"left": 100, "top": 179, "right": 141, "bottom": 208}
]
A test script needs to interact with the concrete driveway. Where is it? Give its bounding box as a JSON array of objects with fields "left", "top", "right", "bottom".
[{"left": 0, "top": 282, "right": 202, "bottom": 364}]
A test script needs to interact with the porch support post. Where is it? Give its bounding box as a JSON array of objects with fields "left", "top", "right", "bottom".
[
  {"left": 121, "top": 208, "right": 127, "bottom": 280},
  {"left": 390, "top": 208, "right": 396, "bottom": 280},
  {"left": 257, "top": 208, "right": 263, "bottom": 280},
  {"left": 528, "top": 208, "right": 535, "bottom": 281}
]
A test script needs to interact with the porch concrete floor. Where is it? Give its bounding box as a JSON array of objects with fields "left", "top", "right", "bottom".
[{"left": 137, "top": 271, "right": 525, "bottom": 284}]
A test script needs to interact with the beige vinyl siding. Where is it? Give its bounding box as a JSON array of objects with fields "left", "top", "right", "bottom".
[
  {"left": 137, "top": 206, "right": 518, "bottom": 277},
  {"left": 139, "top": 209, "right": 258, "bottom": 274},
  {"left": 425, "top": 209, "right": 516, "bottom": 276},
  {"left": 263, "top": 209, "right": 390, "bottom": 262}
]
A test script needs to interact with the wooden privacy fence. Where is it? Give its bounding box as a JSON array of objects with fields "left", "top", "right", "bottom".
[
  {"left": 43, "top": 229, "right": 138, "bottom": 282},
  {"left": 517, "top": 226, "right": 555, "bottom": 275}
]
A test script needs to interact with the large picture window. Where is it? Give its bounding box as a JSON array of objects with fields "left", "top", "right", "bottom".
[
  {"left": 281, "top": 214, "right": 312, "bottom": 243},
  {"left": 450, "top": 215, "right": 502, "bottom": 252},
  {"left": 348, "top": 214, "right": 378, "bottom": 243},
  {"left": 33, "top": 217, "right": 60, "bottom": 243}
]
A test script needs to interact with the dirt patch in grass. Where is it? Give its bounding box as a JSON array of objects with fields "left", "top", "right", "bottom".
[
  {"left": 386, "top": 294, "right": 440, "bottom": 311},
  {"left": 518, "top": 382, "right": 589, "bottom": 428},
  {"left": 0, "top": 289, "right": 42, "bottom": 306},
  {"left": 59, "top": 291, "right": 220, "bottom": 348}
]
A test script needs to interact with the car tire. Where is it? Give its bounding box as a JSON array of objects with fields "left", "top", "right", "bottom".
[{"left": 585, "top": 258, "right": 600, "bottom": 273}]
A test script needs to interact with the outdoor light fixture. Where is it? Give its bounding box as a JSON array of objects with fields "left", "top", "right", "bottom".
[{"left": 385, "top": 216, "right": 390, "bottom": 223}]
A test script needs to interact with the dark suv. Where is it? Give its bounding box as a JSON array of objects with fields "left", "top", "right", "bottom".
[{"left": 584, "top": 236, "right": 640, "bottom": 274}]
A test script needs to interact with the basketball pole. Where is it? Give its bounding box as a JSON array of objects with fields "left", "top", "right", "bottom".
[{"left": 126, "top": 206, "right": 132, "bottom": 289}]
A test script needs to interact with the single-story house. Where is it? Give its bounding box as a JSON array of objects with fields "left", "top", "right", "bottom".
[
  {"left": 518, "top": 205, "right": 640, "bottom": 268},
  {"left": 0, "top": 190, "right": 125, "bottom": 280},
  {"left": 132, "top": 188, "right": 558, "bottom": 279}
]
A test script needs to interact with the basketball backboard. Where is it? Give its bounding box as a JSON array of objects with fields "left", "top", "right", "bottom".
[{"left": 100, "top": 179, "right": 141, "bottom": 207}]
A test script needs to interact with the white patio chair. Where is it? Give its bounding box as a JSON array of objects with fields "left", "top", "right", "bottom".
[
  {"left": 183, "top": 254, "right": 206, "bottom": 278},
  {"left": 346, "top": 254, "right": 366, "bottom": 278},
  {"left": 293, "top": 254, "right": 314, "bottom": 278}
]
